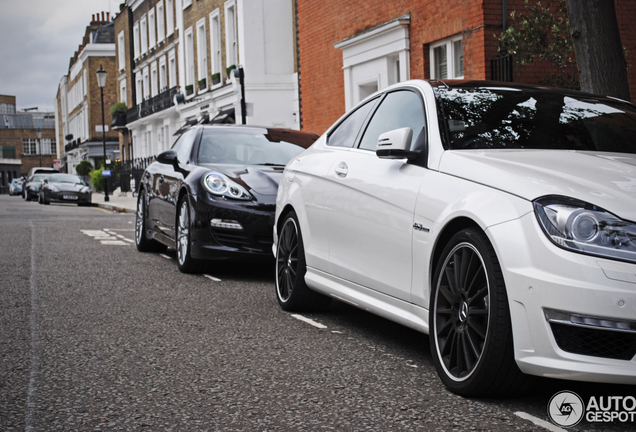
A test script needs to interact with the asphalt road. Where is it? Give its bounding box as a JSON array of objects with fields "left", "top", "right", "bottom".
[{"left": 1, "top": 195, "right": 634, "bottom": 431}]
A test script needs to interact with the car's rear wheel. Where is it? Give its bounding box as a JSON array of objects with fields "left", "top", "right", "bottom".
[
  {"left": 430, "top": 228, "right": 528, "bottom": 397},
  {"left": 176, "top": 196, "right": 199, "bottom": 273},
  {"left": 135, "top": 189, "right": 166, "bottom": 253},
  {"left": 276, "top": 211, "right": 330, "bottom": 311}
]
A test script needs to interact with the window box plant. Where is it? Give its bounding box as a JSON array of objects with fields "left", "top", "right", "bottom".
[
  {"left": 185, "top": 84, "right": 194, "bottom": 96},
  {"left": 226, "top": 64, "right": 236, "bottom": 79},
  {"left": 198, "top": 77, "right": 207, "bottom": 90},
  {"left": 211, "top": 72, "right": 221, "bottom": 85}
]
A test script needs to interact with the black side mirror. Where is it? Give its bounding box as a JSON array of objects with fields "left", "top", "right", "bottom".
[{"left": 156, "top": 149, "right": 178, "bottom": 166}]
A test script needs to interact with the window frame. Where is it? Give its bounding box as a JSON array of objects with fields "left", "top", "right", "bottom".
[
  {"left": 224, "top": 0, "right": 238, "bottom": 72},
  {"left": 140, "top": 15, "right": 148, "bottom": 56},
  {"left": 148, "top": 8, "right": 157, "bottom": 50},
  {"left": 133, "top": 22, "right": 140, "bottom": 59},
  {"left": 429, "top": 35, "right": 464, "bottom": 80},
  {"left": 166, "top": 0, "right": 175, "bottom": 36},
  {"left": 196, "top": 18, "right": 208, "bottom": 85},
  {"left": 209, "top": 9, "right": 222, "bottom": 81},
  {"left": 118, "top": 31, "right": 126, "bottom": 71},
  {"left": 157, "top": 1, "right": 165, "bottom": 43}
]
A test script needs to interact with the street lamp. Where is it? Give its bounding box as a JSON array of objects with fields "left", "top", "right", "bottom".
[
  {"left": 96, "top": 65, "right": 109, "bottom": 202},
  {"left": 36, "top": 128, "right": 42, "bottom": 167}
]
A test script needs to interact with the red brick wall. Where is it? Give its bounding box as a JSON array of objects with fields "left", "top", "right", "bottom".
[{"left": 297, "top": 0, "right": 636, "bottom": 134}]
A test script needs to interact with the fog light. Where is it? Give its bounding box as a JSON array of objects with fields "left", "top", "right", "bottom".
[{"left": 211, "top": 218, "right": 243, "bottom": 230}]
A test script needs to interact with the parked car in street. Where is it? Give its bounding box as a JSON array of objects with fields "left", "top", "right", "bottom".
[
  {"left": 23, "top": 173, "right": 51, "bottom": 201},
  {"left": 38, "top": 173, "right": 92, "bottom": 206},
  {"left": 8, "top": 178, "right": 23, "bottom": 195},
  {"left": 274, "top": 80, "right": 636, "bottom": 397},
  {"left": 135, "top": 125, "right": 319, "bottom": 273}
]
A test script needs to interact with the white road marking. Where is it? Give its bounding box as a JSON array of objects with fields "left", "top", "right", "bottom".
[
  {"left": 26, "top": 221, "right": 40, "bottom": 432},
  {"left": 291, "top": 314, "right": 327, "bottom": 329},
  {"left": 81, "top": 230, "right": 109, "bottom": 236},
  {"left": 101, "top": 240, "right": 129, "bottom": 245},
  {"left": 204, "top": 274, "right": 222, "bottom": 282},
  {"left": 515, "top": 412, "right": 567, "bottom": 432},
  {"left": 160, "top": 254, "right": 172, "bottom": 260}
]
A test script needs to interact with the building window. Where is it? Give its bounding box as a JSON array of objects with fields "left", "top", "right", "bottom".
[
  {"left": 140, "top": 15, "right": 148, "bottom": 55},
  {"left": 0, "top": 146, "right": 16, "bottom": 158},
  {"left": 225, "top": 1, "right": 238, "bottom": 71},
  {"left": 41, "top": 138, "right": 56, "bottom": 155},
  {"left": 133, "top": 22, "right": 140, "bottom": 59},
  {"left": 22, "top": 138, "right": 38, "bottom": 155},
  {"left": 120, "top": 79, "right": 127, "bottom": 104},
  {"left": 157, "top": 1, "right": 165, "bottom": 43},
  {"left": 143, "top": 66, "right": 150, "bottom": 101},
  {"left": 185, "top": 27, "right": 195, "bottom": 89},
  {"left": 159, "top": 56, "right": 167, "bottom": 92},
  {"left": 196, "top": 19, "right": 208, "bottom": 86},
  {"left": 0, "top": 103, "right": 15, "bottom": 114},
  {"left": 118, "top": 31, "right": 126, "bottom": 71},
  {"left": 210, "top": 10, "right": 221, "bottom": 80},
  {"left": 430, "top": 35, "right": 463, "bottom": 79},
  {"left": 166, "top": 0, "right": 174, "bottom": 36},
  {"left": 151, "top": 61, "right": 158, "bottom": 97},
  {"left": 148, "top": 8, "right": 157, "bottom": 50},
  {"left": 135, "top": 72, "right": 143, "bottom": 103},
  {"left": 168, "top": 49, "right": 177, "bottom": 88}
]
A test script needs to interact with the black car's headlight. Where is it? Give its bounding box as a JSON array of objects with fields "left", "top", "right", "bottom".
[
  {"left": 202, "top": 172, "right": 251, "bottom": 200},
  {"left": 534, "top": 195, "right": 636, "bottom": 263}
]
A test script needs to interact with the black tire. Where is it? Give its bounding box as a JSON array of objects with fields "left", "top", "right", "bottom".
[
  {"left": 275, "top": 211, "right": 330, "bottom": 311},
  {"left": 135, "top": 189, "right": 166, "bottom": 253},
  {"left": 430, "top": 228, "right": 529, "bottom": 397},
  {"left": 176, "top": 196, "right": 200, "bottom": 273}
]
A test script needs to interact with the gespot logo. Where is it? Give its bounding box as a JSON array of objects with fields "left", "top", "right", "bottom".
[
  {"left": 548, "top": 391, "right": 585, "bottom": 427},
  {"left": 548, "top": 391, "right": 636, "bottom": 427}
]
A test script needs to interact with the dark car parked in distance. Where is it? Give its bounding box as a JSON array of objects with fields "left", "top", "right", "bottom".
[
  {"left": 23, "top": 173, "right": 51, "bottom": 201},
  {"left": 38, "top": 173, "right": 92, "bottom": 206},
  {"left": 135, "top": 125, "right": 319, "bottom": 273}
]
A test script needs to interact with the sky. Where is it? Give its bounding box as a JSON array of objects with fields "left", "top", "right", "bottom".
[{"left": 0, "top": 0, "right": 117, "bottom": 112}]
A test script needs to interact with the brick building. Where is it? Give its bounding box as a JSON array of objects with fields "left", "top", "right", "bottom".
[
  {"left": 296, "top": 0, "right": 636, "bottom": 134},
  {"left": 54, "top": 13, "right": 119, "bottom": 174},
  {"left": 0, "top": 94, "right": 56, "bottom": 192}
]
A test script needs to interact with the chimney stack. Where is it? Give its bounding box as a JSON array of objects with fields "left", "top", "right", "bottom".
[
  {"left": 107, "top": 12, "right": 110, "bottom": 21},
  {"left": 92, "top": 14, "right": 95, "bottom": 22},
  {"left": 101, "top": 11, "right": 105, "bottom": 21}
]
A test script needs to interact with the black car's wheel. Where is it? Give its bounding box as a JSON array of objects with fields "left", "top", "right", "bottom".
[
  {"left": 135, "top": 189, "right": 166, "bottom": 253},
  {"left": 430, "top": 228, "right": 527, "bottom": 397},
  {"left": 42, "top": 193, "right": 50, "bottom": 205},
  {"left": 275, "top": 211, "right": 330, "bottom": 311},
  {"left": 176, "top": 196, "right": 199, "bottom": 273}
]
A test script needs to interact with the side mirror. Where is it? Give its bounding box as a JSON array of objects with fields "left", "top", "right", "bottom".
[
  {"left": 376, "top": 127, "right": 420, "bottom": 160},
  {"left": 156, "top": 149, "right": 178, "bottom": 166}
]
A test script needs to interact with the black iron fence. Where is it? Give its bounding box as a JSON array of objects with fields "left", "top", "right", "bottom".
[
  {"left": 491, "top": 54, "right": 513, "bottom": 82},
  {"left": 119, "top": 156, "right": 155, "bottom": 193}
]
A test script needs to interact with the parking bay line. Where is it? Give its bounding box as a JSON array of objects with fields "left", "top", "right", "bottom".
[
  {"left": 291, "top": 314, "right": 327, "bottom": 329},
  {"left": 203, "top": 274, "right": 222, "bottom": 282},
  {"left": 160, "top": 254, "right": 172, "bottom": 260},
  {"left": 515, "top": 412, "right": 567, "bottom": 432}
]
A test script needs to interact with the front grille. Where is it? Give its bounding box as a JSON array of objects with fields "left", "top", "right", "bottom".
[
  {"left": 550, "top": 323, "right": 636, "bottom": 360},
  {"left": 213, "top": 230, "right": 252, "bottom": 249}
]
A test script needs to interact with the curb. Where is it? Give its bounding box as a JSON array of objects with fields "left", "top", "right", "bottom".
[{"left": 93, "top": 202, "right": 136, "bottom": 213}]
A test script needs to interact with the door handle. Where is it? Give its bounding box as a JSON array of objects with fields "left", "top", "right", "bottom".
[{"left": 335, "top": 162, "right": 348, "bottom": 178}]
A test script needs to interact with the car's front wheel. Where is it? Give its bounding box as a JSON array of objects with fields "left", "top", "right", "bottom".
[
  {"left": 430, "top": 228, "right": 528, "bottom": 397},
  {"left": 176, "top": 196, "right": 199, "bottom": 273},
  {"left": 135, "top": 189, "right": 166, "bottom": 253},
  {"left": 275, "top": 211, "right": 330, "bottom": 311}
]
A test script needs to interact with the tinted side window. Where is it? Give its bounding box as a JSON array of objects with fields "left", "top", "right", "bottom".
[
  {"left": 359, "top": 90, "right": 426, "bottom": 151},
  {"left": 327, "top": 98, "right": 378, "bottom": 147},
  {"left": 173, "top": 129, "right": 197, "bottom": 164}
]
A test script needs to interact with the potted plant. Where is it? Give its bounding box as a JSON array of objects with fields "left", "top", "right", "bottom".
[
  {"left": 226, "top": 64, "right": 236, "bottom": 79},
  {"left": 185, "top": 84, "right": 194, "bottom": 96},
  {"left": 109, "top": 101, "right": 128, "bottom": 127},
  {"left": 211, "top": 72, "right": 221, "bottom": 85},
  {"left": 65, "top": 134, "right": 74, "bottom": 142},
  {"left": 198, "top": 77, "right": 207, "bottom": 90}
]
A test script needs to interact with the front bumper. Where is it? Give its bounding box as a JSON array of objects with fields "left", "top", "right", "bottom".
[
  {"left": 189, "top": 193, "right": 275, "bottom": 262},
  {"left": 489, "top": 212, "right": 636, "bottom": 383},
  {"left": 47, "top": 190, "right": 91, "bottom": 204}
]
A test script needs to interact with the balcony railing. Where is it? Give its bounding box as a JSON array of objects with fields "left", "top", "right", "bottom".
[
  {"left": 127, "top": 86, "right": 179, "bottom": 124},
  {"left": 491, "top": 54, "right": 513, "bottom": 82}
]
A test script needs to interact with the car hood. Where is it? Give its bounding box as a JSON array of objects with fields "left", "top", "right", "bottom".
[
  {"left": 50, "top": 182, "right": 89, "bottom": 192},
  {"left": 199, "top": 164, "right": 285, "bottom": 195},
  {"left": 439, "top": 150, "right": 636, "bottom": 220}
]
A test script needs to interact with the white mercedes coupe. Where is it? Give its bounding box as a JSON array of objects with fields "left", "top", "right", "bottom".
[{"left": 273, "top": 80, "right": 636, "bottom": 397}]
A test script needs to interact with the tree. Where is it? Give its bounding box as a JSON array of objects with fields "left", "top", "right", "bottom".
[
  {"left": 566, "top": 0, "right": 630, "bottom": 99},
  {"left": 75, "top": 160, "right": 93, "bottom": 176},
  {"left": 497, "top": 0, "right": 578, "bottom": 89}
]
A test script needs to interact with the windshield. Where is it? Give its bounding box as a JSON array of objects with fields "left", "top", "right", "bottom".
[
  {"left": 31, "top": 174, "right": 50, "bottom": 182},
  {"left": 437, "top": 86, "right": 636, "bottom": 152},
  {"left": 49, "top": 174, "right": 85, "bottom": 185},
  {"left": 197, "top": 130, "right": 315, "bottom": 166}
]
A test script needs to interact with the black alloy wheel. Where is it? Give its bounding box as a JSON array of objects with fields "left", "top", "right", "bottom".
[
  {"left": 275, "top": 211, "right": 330, "bottom": 311},
  {"left": 135, "top": 189, "right": 166, "bottom": 253},
  {"left": 430, "top": 228, "right": 528, "bottom": 397}
]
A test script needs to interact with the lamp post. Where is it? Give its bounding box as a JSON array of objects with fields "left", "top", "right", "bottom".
[
  {"left": 96, "top": 65, "right": 109, "bottom": 202},
  {"left": 36, "top": 128, "right": 42, "bottom": 167}
]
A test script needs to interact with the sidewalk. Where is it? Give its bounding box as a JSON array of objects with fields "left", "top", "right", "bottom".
[{"left": 91, "top": 189, "right": 137, "bottom": 213}]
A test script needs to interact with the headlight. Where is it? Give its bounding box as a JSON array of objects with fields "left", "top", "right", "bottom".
[
  {"left": 534, "top": 195, "right": 636, "bottom": 263},
  {"left": 202, "top": 172, "right": 251, "bottom": 200},
  {"left": 80, "top": 186, "right": 90, "bottom": 194},
  {"left": 49, "top": 185, "right": 60, "bottom": 192}
]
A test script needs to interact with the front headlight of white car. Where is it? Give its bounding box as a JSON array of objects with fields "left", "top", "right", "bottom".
[
  {"left": 202, "top": 172, "right": 251, "bottom": 200},
  {"left": 534, "top": 196, "right": 636, "bottom": 263}
]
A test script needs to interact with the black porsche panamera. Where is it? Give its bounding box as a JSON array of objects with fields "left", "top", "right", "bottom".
[{"left": 135, "top": 124, "right": 319, "bottom": 273}]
